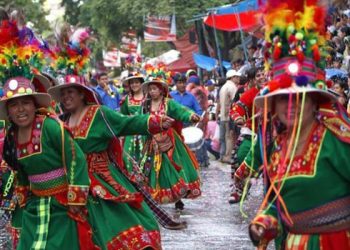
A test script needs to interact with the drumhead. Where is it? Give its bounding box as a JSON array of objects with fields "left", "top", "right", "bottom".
[{"left": 182, "top": 127, "right": 204, "bottom": 144}]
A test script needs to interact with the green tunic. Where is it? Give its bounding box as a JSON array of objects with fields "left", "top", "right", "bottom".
[
  {"left": 120, "top": 95, "right": 145, "bottom": 173},
  {"left": 242, "top": 122, "right": 350, "bottom": 249},
  {"left": 69, "top": 105, "right": 161, "bottom": 250},
  {"left": 140, "top": 98, "right": 201, "bottom": 204},
  {"left": 7, "top": 115, "right": 90, "bottom": 250}
]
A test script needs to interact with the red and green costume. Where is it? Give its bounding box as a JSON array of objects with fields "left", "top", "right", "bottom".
[
  {"left": 68, "top": 105, "right": 162, "bottom": 250},
  {"left": 236, "top": 112, "right": 350, "bottom": 250},
  {"left": 120, "top": 95, "right": 145, "bottom": 173},
  {"left": 3, "top": 115, "right": 94, "bottom": 250},
  {"left": 140, "top": 98, "right": 201, "bottom": 204}
]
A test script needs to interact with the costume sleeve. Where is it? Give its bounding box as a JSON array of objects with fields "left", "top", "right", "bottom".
[
  {"left": 48, "top": 118, "right": 90, "bottom": 205},
  {"left": 99, "top": 105, "right": 163, "bottom": 136},
  {"left": 250, "top": 204, "right": 282, "bottom": 247},
  {"left": 119, "top": 96, "right": 128, "bottom": 115},
  {"left": 167, "top": 99, "right": 196, "bottom": 123}
]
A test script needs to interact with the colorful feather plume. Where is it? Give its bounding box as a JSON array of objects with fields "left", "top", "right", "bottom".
[
  {"left": 0, "top": 19, "right": 45, "bottom": 84},
  {"left": 52, "top": 24, "right": 92, "bottom": 75}
]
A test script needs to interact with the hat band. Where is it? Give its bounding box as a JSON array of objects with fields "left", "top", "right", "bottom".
[{"left": 273, "top": 57, "right": 318, "bottom": 82}]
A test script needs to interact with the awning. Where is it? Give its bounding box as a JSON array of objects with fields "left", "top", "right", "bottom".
[
  {"left": 204, "top": 0, "right": 263, "bottom": 32},
  {"left": 193, "top": 53, "right": 231, "bottom": 71}
]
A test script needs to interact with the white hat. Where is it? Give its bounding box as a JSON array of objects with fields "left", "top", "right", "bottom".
[{"left": 226, "top": 69, "right": 241, "bottom": 79}]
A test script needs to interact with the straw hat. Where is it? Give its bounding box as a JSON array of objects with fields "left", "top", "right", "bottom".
[
  {"left": 122, "top": 73, "right": 145, "bottom": 85},
  {"left": 142, "top": 77, "right": 169, "bottom": 97}
]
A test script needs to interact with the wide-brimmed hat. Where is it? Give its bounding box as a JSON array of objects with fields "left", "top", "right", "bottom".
[
  {"left": 255, "top": 59, "right": 338, "bottom": 108},
  {"left": 32, "top": 74, "right": 51, "bottom": 93},
  {"left": 254, "top": 0, "right": 336, "bottom": 109},
  {"left": 122, "top": 73, "right": 145, "bottom": 85},
  {"left": 142, "top": 77, "right": 169, "bottom": 97},
  {"left": 48, "top": 75, "right": 99, "bottom": 105},
  {"left": 0, "top": 77, "right": 52, "bottom": 120}
]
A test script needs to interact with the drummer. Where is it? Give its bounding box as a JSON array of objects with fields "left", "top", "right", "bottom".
[{"left": 140, "top": 76, "right": 202, "bottom": 211}]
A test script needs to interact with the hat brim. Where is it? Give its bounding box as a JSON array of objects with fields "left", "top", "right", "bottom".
[
  {"left": 32, "top": 74, "right": 51, "bottom": 93},
  {"left": 142, "top": 80, "right": 169, "bottom": 95},
  {"left": 0, "top": 93, "right": 51, "bottom": 120},
  {"left": 123, "top": 76, "right": 145, "bottom": 85},
  {"left": 48, "top": 84, "right": 99, "bottom": 105},
  {"left": 254, "top": 86, "right": 338, "bottom": 109}
]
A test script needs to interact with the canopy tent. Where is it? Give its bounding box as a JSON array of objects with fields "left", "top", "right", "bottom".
[
  {"left": 203, "top": 0, "right": 263, "bottom": 32},
  {"left": 193, "top": 53, "right": 231, "bottom": 71}
]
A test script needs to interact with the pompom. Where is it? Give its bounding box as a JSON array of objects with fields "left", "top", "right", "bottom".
[
  {"left": 326, "top": 80, "right": 333, "bottom": 88},
  {"left": 279, "top": 74, "right": 293, "bottom": 88},
  {"left": 295, "top": 75, "right": 308, "bottom": 86},
  {"left": 273, "top": 46, "right": 282, "bottom": 60},
  {"left": 312, "top": 45, "right": 321, "bottom": 62},
  {"left": 268, "top": 80, "right": 281, "bottom": 92},
  {"left": 296, "top": 49, "right": 305, "bottom": 62}
]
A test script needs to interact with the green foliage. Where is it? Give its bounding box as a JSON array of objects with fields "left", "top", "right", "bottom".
[{"left": 0, "top": 0, "right": 50, "bottom": 33}]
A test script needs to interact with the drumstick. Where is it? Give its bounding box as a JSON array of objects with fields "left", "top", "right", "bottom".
[{"left": 195, "top": 111, "right": 206, "bottom": 128}]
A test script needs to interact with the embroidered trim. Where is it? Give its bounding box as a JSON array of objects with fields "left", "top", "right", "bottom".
[
  {"left": 17, "top": 116, "right": 44, "bottom": 159},
  {"left": 71, "top": 105, "right": 99, "bottom": 138},
  {"left": 15, "top": 185, "right": 29, "bottom": 207},
  {"left": 107, "top": 226, "right": 161, "bottom": 250},
  {"left": 145, "top": 178, "right": 188, "bottom": 204},
  {"left": 67, "top": 185, "right": 89, "bottom": 205},
  {"left": 269, "top": 123, "right": 326, "bottom": 181},
  {"left": 28, "top": 168, "right": 66, "bottom": 183},
  {"left": 31, "top": 184, "right": 68, "bottom": 197},
  {"left": 185, "top": 179, "right": 201, "bottom": 199}
]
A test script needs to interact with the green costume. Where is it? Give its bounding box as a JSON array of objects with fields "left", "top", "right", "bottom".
[
  {"left": 68, "top": 104, "right": 162, "bottom": 250},
  {"left": 5, "top": 115, "right": 92, "bottom": 250},
  {"left": 236, "top": 121, "right": 350, "bottom": 249},
  {"left": 120, "top": 95, "right": 145, "bottom": 173},
  {"left": 140, "top": 98, "right": 201, "bottom": 204}
]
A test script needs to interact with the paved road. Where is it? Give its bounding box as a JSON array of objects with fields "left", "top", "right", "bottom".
[{"left": 160, "top": 160, "right": 269, "bottom": 250}]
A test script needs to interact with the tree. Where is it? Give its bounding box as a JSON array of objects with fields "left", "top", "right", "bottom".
[{"left": 0, "top": 0, "right": 50, "bottom": 33}]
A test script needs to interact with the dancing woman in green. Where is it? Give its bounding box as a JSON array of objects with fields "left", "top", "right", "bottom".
[
  {"left": 49, "top": 75, "right": 173, "bottom": 249},
  {"left": 140, "top": 78, "right": 202, "bottom": 206},
  {"left": 120, "top": 73, "right": 146, "bottom": 173}
]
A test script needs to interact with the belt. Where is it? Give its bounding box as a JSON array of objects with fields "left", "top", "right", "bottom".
[{"left": 286, "top": 196, "right": 350, "bottom": 234}]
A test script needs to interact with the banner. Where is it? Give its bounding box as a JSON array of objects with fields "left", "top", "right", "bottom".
[
  {"left": 103, "top": 48, "right": 128, "bottom": 68},
  {"left": 144, "top": 15, "right": 176, "bottom": 42}
]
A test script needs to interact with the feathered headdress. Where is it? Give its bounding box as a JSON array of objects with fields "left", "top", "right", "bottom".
[
  {"left": 254, "top": 0, "right": 336, "bottom": 107},
  {"left": 52, "top": 24, "right": 91, "bottom": 76},
  {"left": 0, "top": 19, "right": 45, "bottom": 84}
]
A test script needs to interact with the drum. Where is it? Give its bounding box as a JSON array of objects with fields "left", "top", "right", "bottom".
[{"left": 182, "top": 127, "right": 204, "bottom": 151}]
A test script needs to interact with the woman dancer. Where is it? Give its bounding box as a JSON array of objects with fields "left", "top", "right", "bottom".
[
  {"left": 48, "top": 74, "right": 173, "bottom": 249},
  {"left": 140, "top": 77, "right": 201, "bottom": 210}
]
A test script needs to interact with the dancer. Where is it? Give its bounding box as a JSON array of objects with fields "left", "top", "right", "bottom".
[
  {"left": 120, "top": 73, "right": 146, "bottom": 173},
  {"left": 234, "top": 1, "right": 350, "bottom": 249},
  {"left": 140, "top": 77, "right": 201, "bottom": 210}
]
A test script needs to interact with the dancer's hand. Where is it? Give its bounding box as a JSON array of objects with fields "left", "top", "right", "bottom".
[
  {"left": 249, "top": 224, "right": 265, "bottom": 243},
  {"left": 161, "top": 116, "right": 175, "bottom": 130},
  {"left": 191, "top": 114, "right": 201, "bottom": 123}
]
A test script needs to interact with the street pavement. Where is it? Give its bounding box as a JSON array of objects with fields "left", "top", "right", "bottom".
[{"left": 160, "top": 160, "right": 270, "bottom": 250}]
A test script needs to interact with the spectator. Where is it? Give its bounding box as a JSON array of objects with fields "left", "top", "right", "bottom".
[
  {"left": 217, "top": 69, "right": 240, "bottom": 163},
  {"left": 94, "top": 72, "right": 121, "bottom": 111}
]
